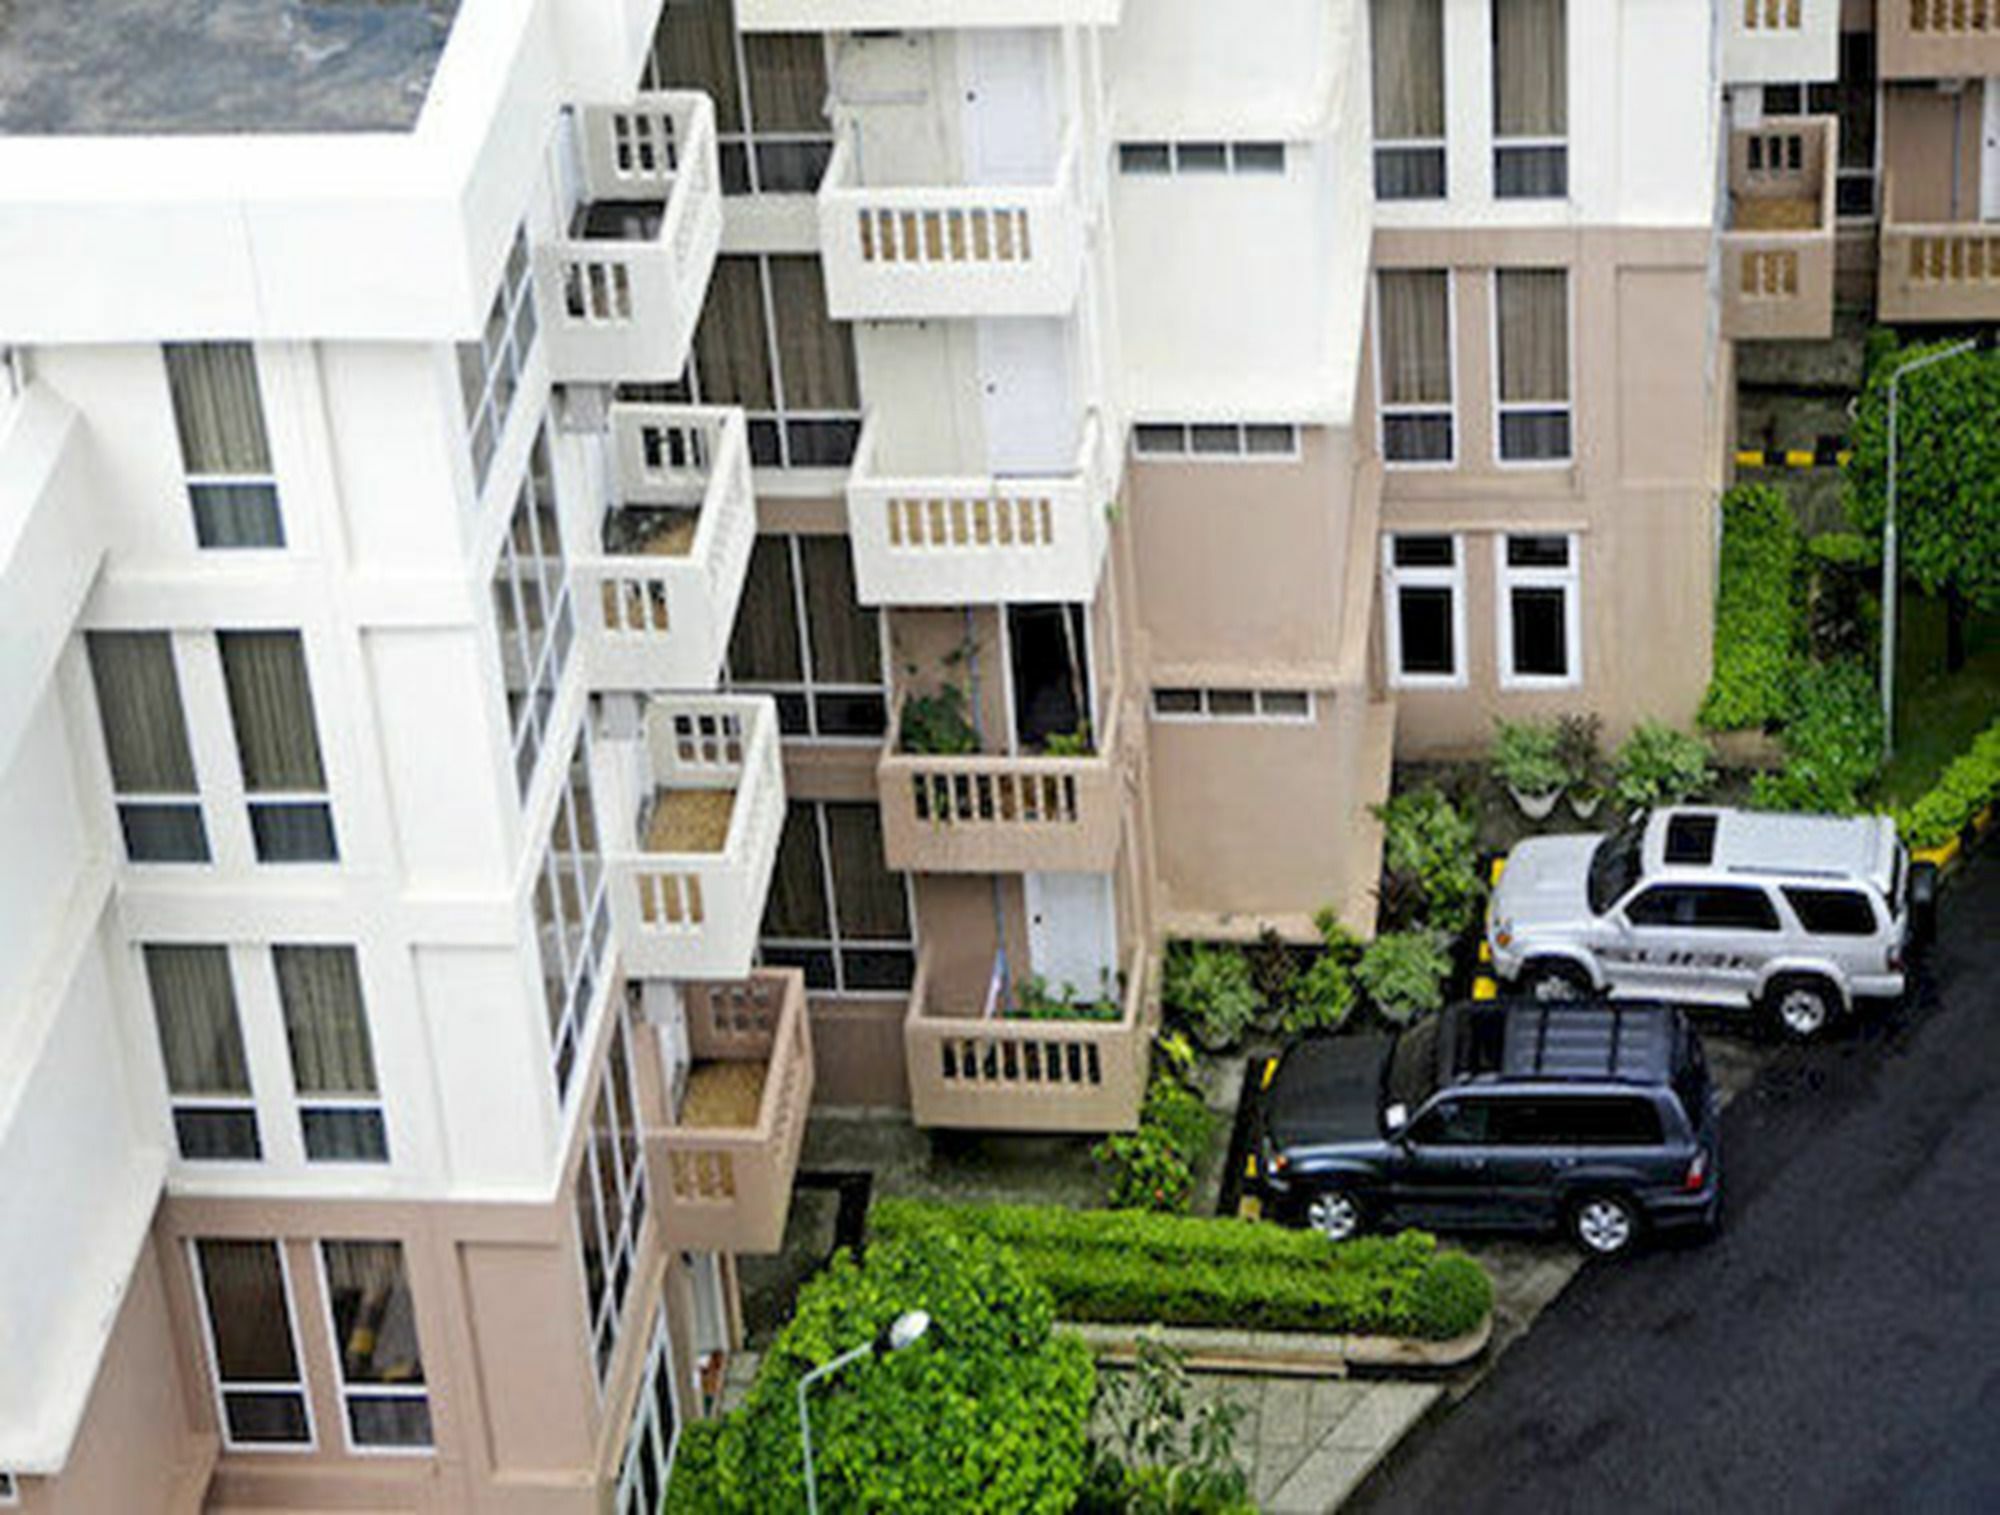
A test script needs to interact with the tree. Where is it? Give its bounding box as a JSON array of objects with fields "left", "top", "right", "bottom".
[{"left": 1843, "top": 336, "right": 2000, "bottom": 669}]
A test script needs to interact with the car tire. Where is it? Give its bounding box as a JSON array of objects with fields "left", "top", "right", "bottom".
[
  {"left": 1520, "top": 958, "right": 1594, "bottom": 1003},
  {"left": 1301, "top": 1187, "right": 1366, "bottom": 1243},
  {"left": 1567, "top": 1192, "right": 1641, "bottom": 1259},
  {"left": 1765, "top": 974, "right": 1839, "bottom": 1042}
]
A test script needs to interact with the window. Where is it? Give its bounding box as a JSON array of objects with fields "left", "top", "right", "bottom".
[
  {"left": 728, "top": 534, "right": 886, "bottom": 740},
  {"left": 1150, "top": 687, "right": 1316, "bottom": 723},
  {"left": 1375, "top": 270, "right": 1454, "bottom": 464},
  {"left": 1784, "top": 887, "right": 1880, "bottom": 937},
  {"left": 536, "top": 731, "right": 610, "bottom": 1102},
  {"left": 684, "top": 255, "right": 859, "bottom": 469},
  {"left": 1760, "top": 35, "right": 1878, "bottom": 220},
  {"left": 145, "top": 946, "right": 259, "bottom": 1161},
  {"left": 762, "top": 801, "right": 915, "bottom": 994},
  {"left": 1131, "top": 422, "right": 1300, "bottom": 460},
  {"left": 1629, "top": 885, "right": 1780, "bottom": 931},
  {"left": 191, "top": 1239, "right": 313, "bottom": 1449},
  {"left": 576, "top": 1013, "right": 648, "bottom": 1387},
  {"left": 1493, "top": 269, "right": 1571, "bottom": 463},
  {"left": 1383, "top": 534, "right": 1464, "bottom": 687},
  {"left": 1493, "top": 1096, "right": 1662, "bottom": 1146},
  {"left": 1663, "top": 814, "right": 1719, "bottom": 866},
  {"left": 319, "top": 1241, "right": 432, "bottom": 1451},
  {"left": 217, "top": 631, "right": 337, "bottom": 862},
  {"left": 614, "top": 1307, "right": 681, "bottom": 1515},
  {"left": 1117, "top": 140, "right": 1288, "bottom": 177},
  {"left": 1496, "top": 534, "right": 1579, "bottom": 687},
  {"left": 647, "top": 0, "right": 832, "bottom": 195},
  {"left": 1492, "top": 0, "right": 1567, "bottom": 198},
  {"left": 0, "top": 1472, "right": 14, "bottom": 1504},
  {"left": 86, "top": 631, "right": 209, "bottom": 863},
  {"left": 1410, "top": 1096, "right": 1494, "bottom": 1145},
  {"left": 456, "top": 225, "right": 537, "bottom": 493},
  {"left": 164, "top": 343, "right": 282, "bottom": 548},
  {"left": 276, "top": 947, "right": 387, "bottom": 1163},
  {"left": 492, "top": 426, "right": 574, "bottom": 797},
  {"left": 1371, "top": 0, "right": 1445, "bottom": 199}
]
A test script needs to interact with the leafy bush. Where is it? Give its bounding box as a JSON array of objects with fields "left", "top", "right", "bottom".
[
  {"left": 1895, "top": 717, "right": 2000, "bottom": 848},
  {"left": 900, "top": 682, "right": 978, "bottom": 755},
  {"left": 1077, "top": 1336, "right": 1253, "bottom": 1515},
  {"left": 1371, "top": 788, "right": 1484, "bottom": 933},
  {"left": 1012, "top": 972, "right": 1122, "bottom": 1023},
  {"left": 1284, "top": 953, "right": 1356, "bottom": 1034},
  {"left": 1042, "top": 724, "right": 1096, "bottom": 758},
  {"left": 667, "top": 1228, "right": 1095, "bottom": 1514},
  {"left": 1491, "top": 717, "right": 1566, "bottom": 796},
  {"left": 1096, "top": 1072, "right": 1216, "bottom": 1213},
  {"left": 1699, "top": 483, "right": 1803, "bottom": 732},
  {"left": 871, "top": 1202, "right": 1494, "bottom": 1342},
  {"left": 1161, "top": 942, "right": 1259, "bottom": 1051},
  {"left": 1243, "top": 928, "right": 1303, "bottom": 1033},
  {"left": 1612, "top": 721, "right": 1714, "bottom": 809},
  {"left": 1806, "top": 532, "right": 1880, "bottom": 663},
  {"left": 1806, "top": 531, "right": 1878, "bottom": 568},
  {"left": 1748, "top": 659, "right": 1883, "bottom": 814},
  {"left": 1355, "top": 931, "right": 1453, "bottom": 1023}
]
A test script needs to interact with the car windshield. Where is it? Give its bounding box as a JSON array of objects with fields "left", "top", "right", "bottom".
[
  {"left": 1587, "top": 816, "right": 1646, "bottom": 915},
  {"left": 1384, "top": 1015, "right": 1443, "bottom": 1120}
]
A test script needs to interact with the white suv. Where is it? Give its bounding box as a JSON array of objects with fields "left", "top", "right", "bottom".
[{"left": 1487, "top": 807, "right": 1929, "bottom": 1039}]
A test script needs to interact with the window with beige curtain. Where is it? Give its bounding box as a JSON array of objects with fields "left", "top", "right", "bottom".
[
  {"left": 193, "top": 1238, "right": 311, "bottom": 1447},
  {"left": 165, "top": 342, "right": 284, "bottom": 548},
  {"left": 646, "top": 0, "right": 831, "bottom": 194},
  {"left": 86, "top": 630, "right": 211, "bottom": 863},
  {"left": 1494, "top": 268, "right": 1573, "bottom": 462},
  {"left": 727, "top": 533, "right": 885, "bottom": 738},
  {"left": 275, "top": 945, "right": 387, "bottom": 1162},
  {"left": 1371, "top": 0, "right": 1446, "bottom": 199},
  {"left": 1492, "top": 0, "right": 1568, "bottom": 198},
  {"left": 690, "top": 255, "right": 859, "bottom": 468},
  {"left": 1376, "top": 270, "right": 1455, "bottom": 464},
  {"left": 145, "top": 944, "right": 259, "bottom": 1161},
  {"left": 760, "top": 801, "right": 913, "bottom": 993},
  {"left": 218, "top": 630, "right": 337, "bottom": 862},
  {"left": 320, "top": 1240, "right": 432, "bottom": 1449}
]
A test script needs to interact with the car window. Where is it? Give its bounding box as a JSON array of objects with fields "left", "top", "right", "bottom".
[
  {"left": 1587, "top": 818, "right": 1646, "bottom": 915},
  {"left": 1492, "top": 1096, "right": 1663, "bottom": 1146},
  {"left": 1663, "top": 814, "right": 1718, "bottom": 865},
  {"left": 1783, "top": 886, "right": 1879, "bottom": 936},
  {"left": 1688, "top": 885, "right": 1780, "bottom": 932},
  {"left": 1625, "top": 885, "right": 1694, "bottom": 928},
  {"left": 1408, "top": 1097, "right": 1493, "bottom": 1146}
]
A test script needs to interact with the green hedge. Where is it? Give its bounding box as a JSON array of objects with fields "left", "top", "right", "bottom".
[
  {"left": 1896, "top": 717, "right": 2000, "bottom": 849},
  {"left": 1749, "top": 658, "right": 1883, "bottom": 814},
  {"left": 872, "top": 1200, "right": 1492, "bottom": 1343},
  {"left": 1700, "top": 483, "right": 1803, "bottom": 732}
]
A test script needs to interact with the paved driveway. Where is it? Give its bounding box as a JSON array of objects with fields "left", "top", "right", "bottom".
[{"left": 1350, "top": 838, "right": 2000, "bottom": 1514}]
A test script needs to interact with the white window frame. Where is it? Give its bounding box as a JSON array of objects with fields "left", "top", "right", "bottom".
[
  {"left": 1372, "top": 271, "right": 1457, "bottom": 470},
  {"left": 144, "top": 944, "right": 261, "bottom": 1165},
  {"left": 1116, "top": 141, "right": 1289, "bottom": 177},
  {"left": 314, "top": 1241, "right": 434, "bottom": 1457},
  {"left": 575, "top": 1012, "right": 650, "bottom": 1393},
  {"left": 1149, "top": 688, "right": 1317, "bottom": 724},
  {"left": 1494, "top": 532, "right": 1582, "bottom": 689},
  {"left": 537, "top": 727, "right": 612, "bottom": 1105},
  {"left": 762, "top": 799, "right": 918, "bottom": 999},
  {"left": 164, "top": 343, "right": 284, "bottom": 551},
  {"left": 614, "top": 1306, "right": 682, "bottom": 1515},
  {"left": 273, "top": 945, "right": 390, "bottom": 1166},
  {"left": 189, "top": 1238, "right": 317, "bottom": 1455},
  {"left": 1382, "top": 533, "right": 1467, "bottom": 689},
  {"left": 645, "top": 19, "right": 834, "bottom": 196},
  {"left": 457, "top": 225, "right": 537, "bottom": 496},
  {"left": 1369, "top": 0, "right": 1448, "bottom": 202},
  {"left": 1488, "top": 268, "right": 1574, "bottom": 469},
  {"left": 1130, "top": 422, "right": 1301, "bottom": 462},
  {"left": 1489, "top": 0, "right": 1570, "bottom": 202},
  {"left": 87, "top": 630, "right": 212, "bottom": 867},
  {"left": 492, "top": 422, "right": 574, "bottom": 798},
  {"left": 725, "top": 533, "right": 888, "bottom": 744}
]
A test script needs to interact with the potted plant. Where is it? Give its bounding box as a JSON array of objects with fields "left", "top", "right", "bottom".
[
  {"left": 1557, "top": 712, "right": 1606, "bottom": 819},
  {"left": 1491, "top": 718, "right": 1566, "bottom": 819}
]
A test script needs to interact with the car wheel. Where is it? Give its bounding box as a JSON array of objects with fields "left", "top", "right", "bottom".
[
  {"left": 1303, "top": 1188, "right": 1365, "bottom": 1243},
  {"left": 1521, "top": 958, "right": 1593, "bottom": 1003},
  {"left": 1766, "top": 974, "right": 1838, "bottom": 1041},
  {"left": 1568, "top": 1192, "right": 1640, "bottom": 1258}
]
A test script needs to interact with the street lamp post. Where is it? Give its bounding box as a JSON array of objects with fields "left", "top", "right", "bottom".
[{"left": 796, "top": 1309, "right": 931, "bottom": 1515}]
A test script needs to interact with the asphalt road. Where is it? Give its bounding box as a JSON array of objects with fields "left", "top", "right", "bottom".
[{"left": 1350, "top": 837, "right": 2000, "bottom": 1515}]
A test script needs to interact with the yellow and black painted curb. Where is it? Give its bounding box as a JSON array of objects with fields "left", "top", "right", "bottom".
[{"left": 1735, "top": 443, "right": 1852, "bottom": 471}]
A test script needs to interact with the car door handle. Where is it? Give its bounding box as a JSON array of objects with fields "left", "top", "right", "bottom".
[{"left": 1549, "top": 1155, "right": 1579, "bottom": 1169}]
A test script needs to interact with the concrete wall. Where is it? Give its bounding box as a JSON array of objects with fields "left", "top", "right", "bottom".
[{"left": 1882, "top": 82, "right": 1986, "bottom": 224}]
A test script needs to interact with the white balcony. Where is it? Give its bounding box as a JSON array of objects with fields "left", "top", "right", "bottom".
[
  {"left": 844, "top": 411, "right": 1113, "bottom": 607},
  {"left": 538, "top": 91, "right": 722, "bottom": 383},
  {"left": 606, "top": 697, "right": 785, "bottom": 982},
  {"left": 816, "top": 124, "right": 1085, "bottom": 320},
  {"left": 736, "top": 0, "right": 1122, "bottom": 28},
  {"left": 1720, "top": 0, "right": 1838, "bottom": 84},
  {"left": 572, "top": 406, "right": 756, "bottom": 694}
]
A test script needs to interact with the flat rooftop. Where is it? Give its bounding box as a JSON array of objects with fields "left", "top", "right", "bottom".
[{"left": 0, "top": 0, "right": 461, "bottom": 136}]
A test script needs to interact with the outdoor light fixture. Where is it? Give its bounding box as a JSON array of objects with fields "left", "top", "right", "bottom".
[{"left": 797, "top": 1309, "right": 933, "bottom": 1515}]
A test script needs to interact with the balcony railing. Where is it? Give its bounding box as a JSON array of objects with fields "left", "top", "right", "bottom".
[
  {"left": 1878, "top": 0, "right": 2000, "bottom": 79},
  {"left": 572, "top": 405, "right": 755, "bottom": 693},
  {"left": 1879, "top": 174, "right": 2000, "bottom": 324},
  {"left": 817, "top": 124, "right": 1085, "bottom": 320},
  {"left": 1719, "top": 117, "right": 1837, "bottom": 341},
  {"left": 876, "top": 686, "right": 1124, "bottom": 874},
  {"left": 905, "top": 945, "right": 1151, "bottom": 1132},
  {"left": 736, "top": 0, "right": 1122, "bottom": 29},
  {"left": 607, "top": 695, "right": 785, "bottom": 981},
  {"left": 844, "top": 411, "right": 1112, "bottom": 607},
  {"left": 539, "top": 91, "right": 722, "bottom": 382},
  {"left": 650, "top": 971, "right": 813, "bottom": 1255}
]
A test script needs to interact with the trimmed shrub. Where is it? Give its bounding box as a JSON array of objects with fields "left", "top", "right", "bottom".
[
  {"left": 1612, "top": 722, "right": 1714, "bottom": 809},
  {"left": 1699, "top": 483, "right": 1803, "bottom": 732},
  {"left": 1355, "top": 930, "right": 1453, "bottom": 1024},
  {"left": 1371, "top": 788, "right": 1484, "bottom": 933},
  {"left": 1749, "top": 658, "right": 1883, "bottom": 814},
  {"left": 872, "top": 1201, "right": 1494, "bottom": 1343},
  {"left": 1161, "top": 941, "right": 1259, "bottom": 1051},
  {"left": 1895, "top": 718, "right": 2000, "bottom": 848}
]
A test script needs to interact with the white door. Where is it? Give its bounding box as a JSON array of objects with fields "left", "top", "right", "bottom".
[
  {"left": 1983, "top": 78, "right": 2000, "bottom": 221},
  {"left": 977, "top": 318, "right": 1076, "bottom": 475},
  {"left": 1025, "top": 872, "right": 1119, "bottom": 1002},
  {"left": 959, "top": 31, "right": 1058, "bottom": 186}
]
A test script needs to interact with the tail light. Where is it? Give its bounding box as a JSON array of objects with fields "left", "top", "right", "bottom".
[
  {"left": 1682, "top": 1151, "right": 1709, "bottom": 1193},
  {"left": 1887, "top": 944, "right": 1903, "bottom": 973}
]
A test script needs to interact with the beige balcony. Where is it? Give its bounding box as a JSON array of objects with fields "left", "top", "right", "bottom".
[
  {"left": 607, "top": 696, "right": 785, "bottom": 981},
  {"left": 1720, "top": 117, "right": 1837, "bottom": 341},
  {"left": 538, "top": 91, "right": 721, "bottom": 383},
  {"left": 844, "top": 411, "right": 1113, "bottom": 607},
  {"left": 1878, "top": 0, "right": 2000, "bottom": 80},
  {"left": 817, "top": 124, "right": 1085, "bottom": 320},
  {"left": 1879, "top": 175, "right": 2000, "bottom": 324},
  {"left": 650, "top": 972, "right": 813, "bottom": 1255},
  {"left": 736, "top": 0, "right": 1122, "bottom": 29},
  {"left": 572, "top": 405, "right": 755, "bottom": 693},
  {"left": 877, "top": 687, "right": 1124, "bottom": 874},
  {"left": 905, "top": 946, "right": 1152, "bottom": 1132}
]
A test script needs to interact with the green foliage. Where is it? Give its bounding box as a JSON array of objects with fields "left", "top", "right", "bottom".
[
  {"left": 1095, "top": 1071, "right": 1217, "bottom": 1213},
  {"left": 899, "top": 681, "right": 979, "bottom": 755},
  {"left": 1556, "top": 712, "right": 1606, "bottom": 792},
  {"left": 1161, "top": 941, "right": 1260, "bottom": 1051},
  {"left": 1284, "top": 953, "right": 1356, "bottom": 1035},
  {"left": 666, "top": 1229, "right": 1095, "bottom": 1514},
  {"left": 1845, "top": 336, "right": 2000, "bottom": 615},
  {"left": 1491, "top": 717, "right": 1567, "bottom": 796},
  {"left": 1041, "top": 724, "right": 1096, "bottom": 758},
  {"left": 1012, "top": 971, "right": 1122, "bottom": 1023},
  {"left": 1807, "top": 531, "right": 1879, "bottom": 568},
  {"left": 1077, "top": 1336, "right": 1253, "bottom": 1515},
  {"left": 1749, "top": 659, "right": 1883, "bottom": 814},
  {"left": 1243, "top": 927, "right": 1303, "bottom": 1032},
  {"left": 1699, "top": 483, "right": 1804, "bottom": 731},
  {"left": 1894, "top": 717, "right": 2000, "bottom": 848},
  {"left": 1371, "top": 788, "right": 1484, "bottom": 933},
  {"left": 1354, "top": 931, "right": 1453, "bottom": 1024},
  {"left": 870, "top": 1202, "right": 1495, "bottom": 1342},
  {"left": 1612, "top": 721, "right": 1714, "bottom": 808}
]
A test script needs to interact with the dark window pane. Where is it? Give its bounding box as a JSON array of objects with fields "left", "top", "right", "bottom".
[
  {"left": 800, "top": 536, "right": 879, "bottom": 684},
  {"left": 761, "top": 944, "right": 837, "bottom": 991},
  {"left": 1509, "top": 587, "right": 1568, "bottom": 677},
  {"left": 1494, "top": 145, "right": 1567, "bottom": 198},
  {"left": 1260, "top": 690, "right": 1312, "bottom": 718},
  {"left": 1133, "top": 424, "right": 1184, "bottom": 455},
  {"left": 784, "top": 419, "right": 860, "bottom": 468},
  {"left": 1176, "top": 142, "right": 1228, "bottom": 173},
  {"left": 191, "top": 484, "right": 284, "bottom": 548},
  {"left": 718, "top": 142, "right": 753, "bottom": 196},
  {"left": 1244, "top": 424, "right": 1297, "bottom": 455},
  {"left": 174, "top": 1108, "right": 261, "bottom": 1161},
  {"left": 348, "top": 1396, "right": 434, "bottom": 1449},
  {"left": 301, "top": 1108, "right": 389, "bottom": 1162},
  {"left": 747, "top": 417, "right": 783, "bottom": 467},
  {"left": 1392, "top": 535, "right": 1455, "bottom": 568},
  {"left": 1152, "top": 689, "right": 1202, "bottom": 715},
  {"left": 773, "top": 691, "right": 811, "bottom": 735},
  {"left": 1397, "top": 586, "right": 1455, "bottom": 675},
  {"left": 1190, "top": 424, "right": 1239, "bottom": 455},
  {"left": 1119, "top": 143, "right": 1171, "bottom": 174},
  {"left": 812, "top": 692, "right": 888, "bottom": 738},
  {"left": 197, "top": 1239, "right": 298, "bottom": 1382},
  {"left": 1627, "top": 887, "right": 1692, "bottom": 928},
  {"left": 1382, "top": 412, "right": 1453, "bottom": 462},
  {"left": 1762, "top": 84, "right": 1803, "bottom": 116},
  {"left": 1232, "top": 142, "right": 1286, "bottom": 174},
  {"left": 692, "top": 258, "right": 775, "bottom": 410},
  {"left": 87, "top": 631, "right": 198, "bottom": 792},
  {"left": 120, "top": 803, "right": 210, "bottom": 862},
  {"left": 1499, "top": 409, "right": 1571, "bottom": 461},
  {"left": 1505, "top": 534, "right": 1570, "bottom": 568},
  {"left": 1206, "top": 689, "right": 1257, "bottom": 717},
  {"left": 763, "top": 804, "right": 830, "bottom": 939},
  {"left": 1375, "top": 146, "right": 1446, "bottom": 199},
  {"left": 250, "top": 803, "right": 339, "bottom": 863},
  {"left": 1690, "top": 886, "right": 1780, "bottom": 932},
  {"left": 754, "top": 140, "right": 833, "bottom": 193},
  {"left": 840, "top": 948, "right": 917, "bottom": 992},
  {"left": 728, "top": 537, "right": 804, "bottom": 682},
  {"left": 1663, "top": 814, "right": 1719, "bottom": 865},
  {"left": 223, "top": 1391, "right": 311, "bottom": 1445},
  {"left": 1784, "top": 887, "right": 1879, "bottom": 937},
  {"left": 826, "top": 803, "right": 908, "bottom": 939}
]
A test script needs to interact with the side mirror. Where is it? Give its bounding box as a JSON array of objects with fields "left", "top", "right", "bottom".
[{"left": 1384, "top": 1101, "right": 1409, "bottom": 1136}]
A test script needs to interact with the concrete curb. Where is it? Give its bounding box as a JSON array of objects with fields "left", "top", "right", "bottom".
[{"left": 1063, "top": 1312, "right": 1493, "bottom": 1377}]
